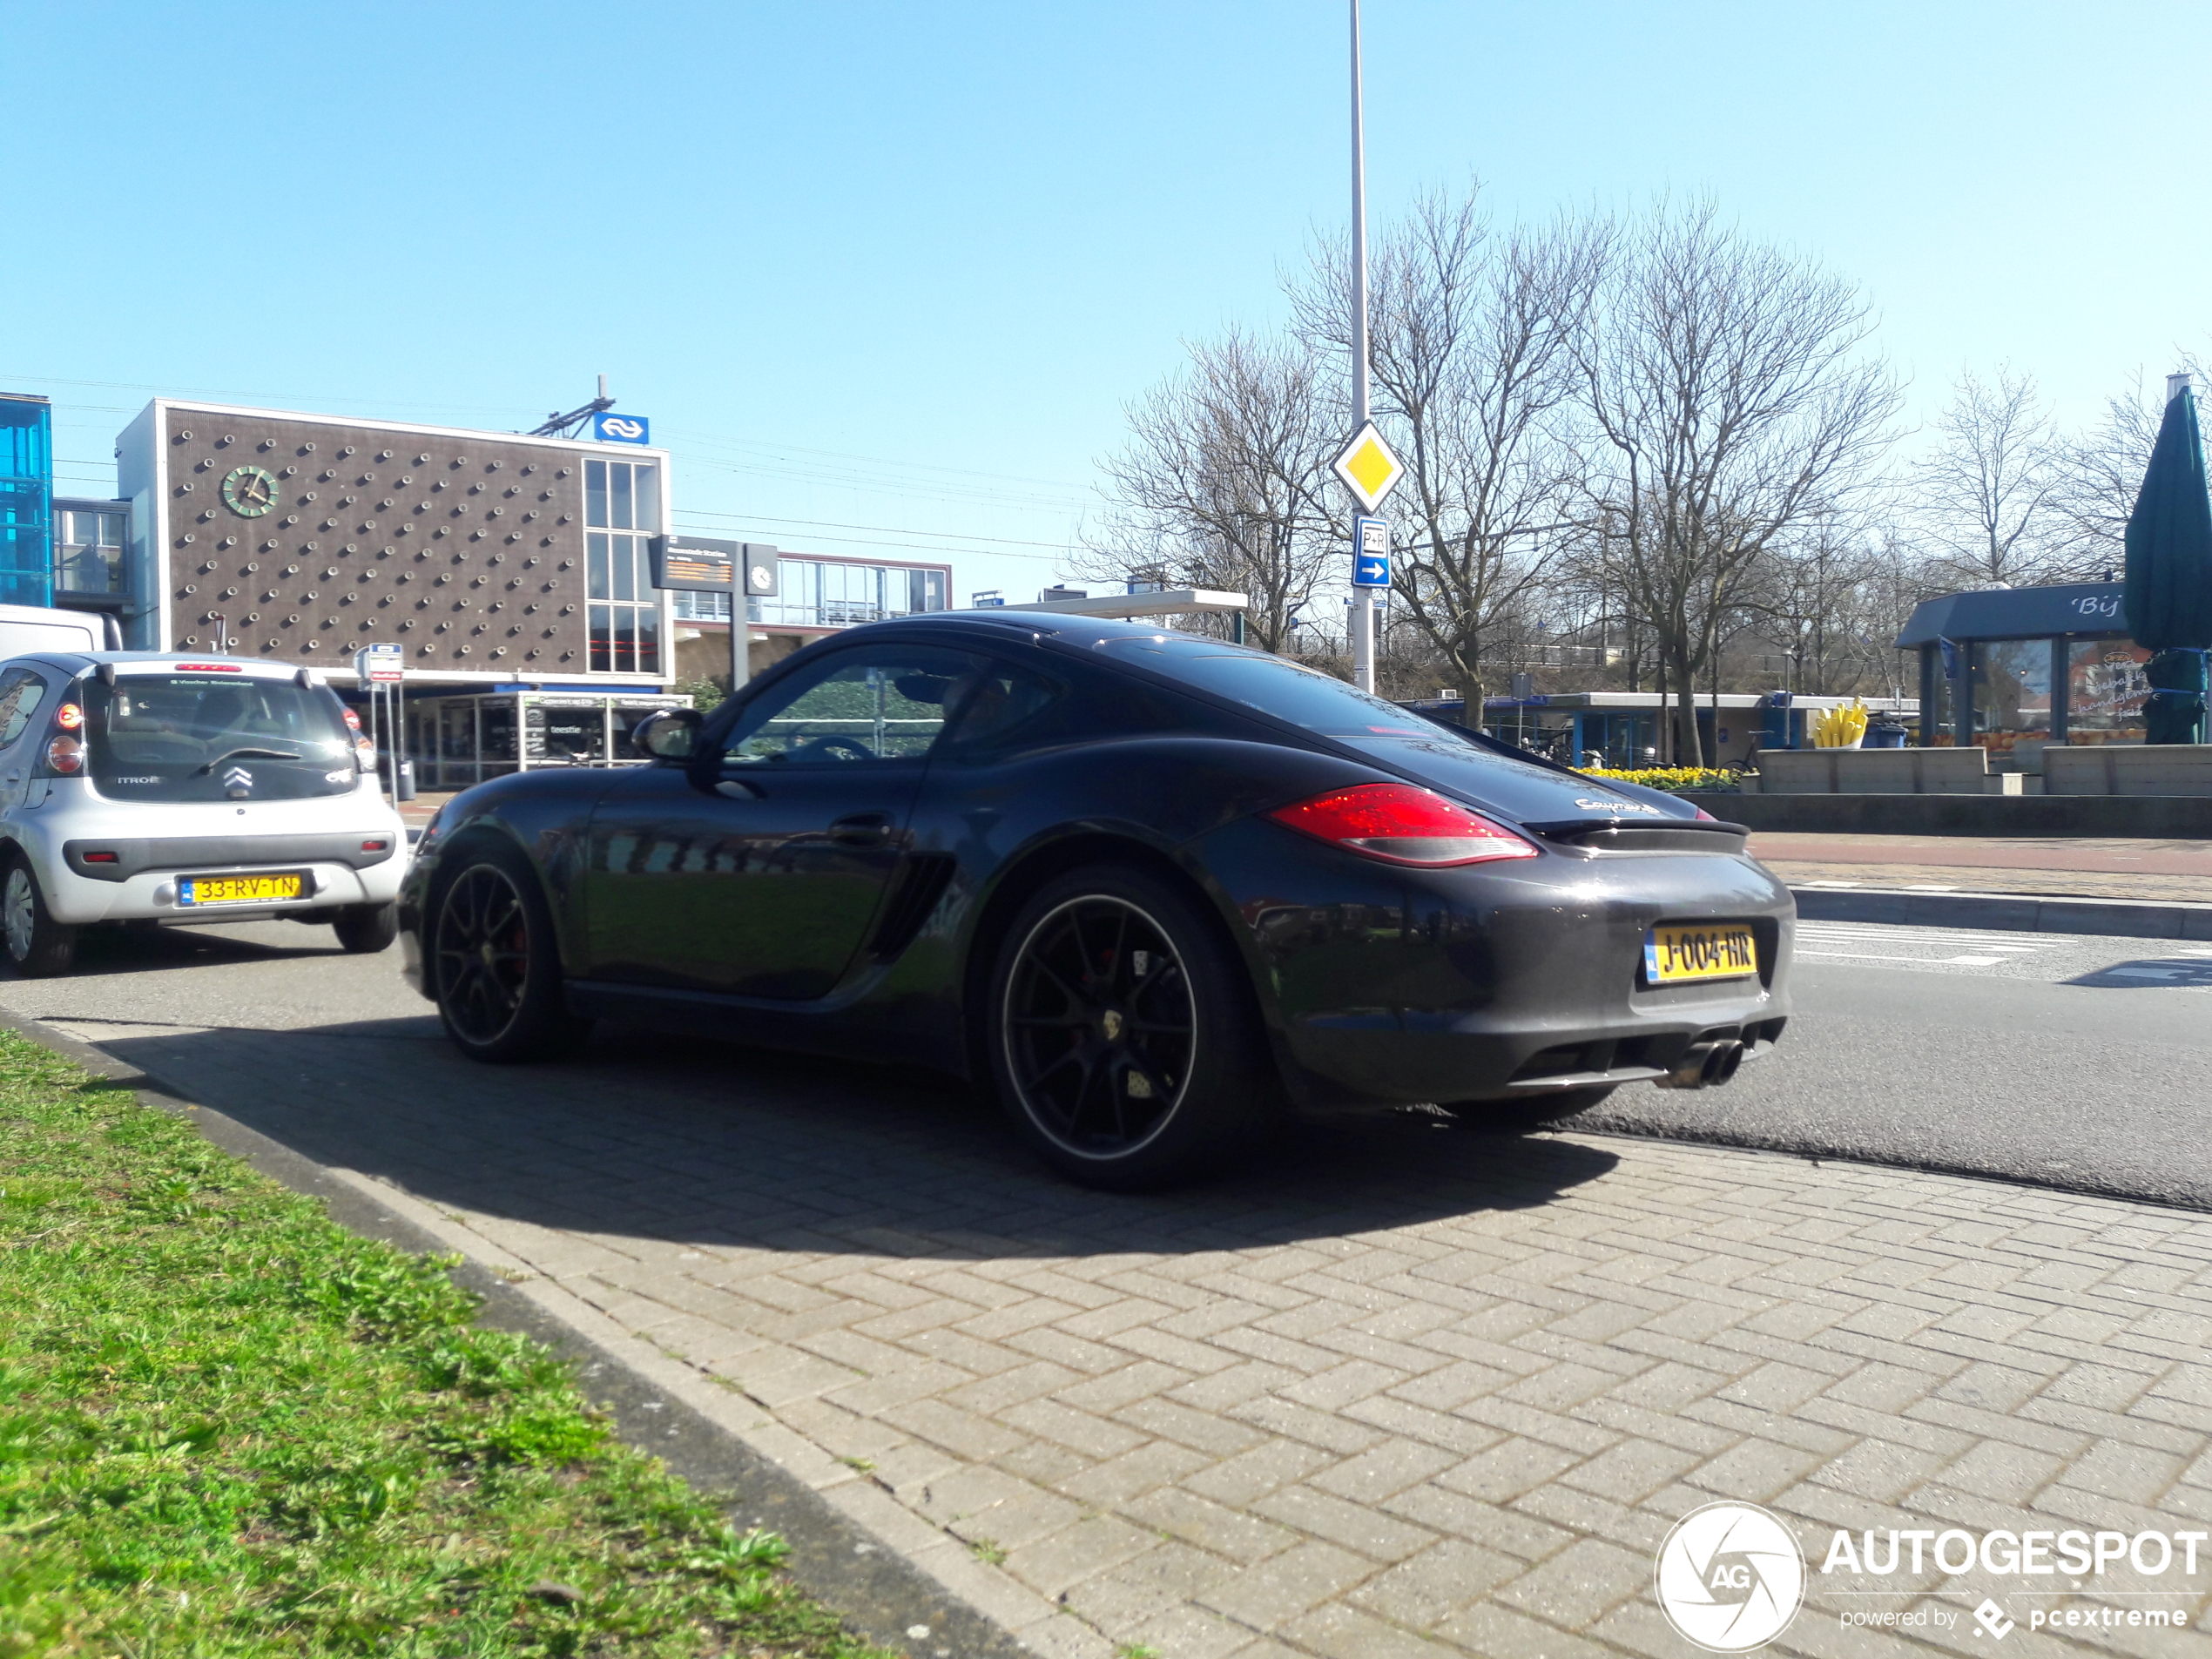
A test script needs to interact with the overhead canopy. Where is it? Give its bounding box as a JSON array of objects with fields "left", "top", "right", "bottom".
[{"left": 1894, "top": 581, "right": 2126, "bottom": 648}]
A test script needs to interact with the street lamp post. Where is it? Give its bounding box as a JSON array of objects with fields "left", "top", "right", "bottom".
[{"left": 1347, "top": 0, "right": 1373, "bottom": 695}]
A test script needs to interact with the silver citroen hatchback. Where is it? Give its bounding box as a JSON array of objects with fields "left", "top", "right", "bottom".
[{"left": 0, "top": 652, "right": 408, "bottom": 975}]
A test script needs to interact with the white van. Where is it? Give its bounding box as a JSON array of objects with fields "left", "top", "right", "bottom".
[{"left": 0, "top": 604, "right": 120, "bottom": 658}]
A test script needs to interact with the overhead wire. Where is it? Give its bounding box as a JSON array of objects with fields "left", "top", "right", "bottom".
[{"left": 27, "top": 380, "right": 1098, "bottom": 571}]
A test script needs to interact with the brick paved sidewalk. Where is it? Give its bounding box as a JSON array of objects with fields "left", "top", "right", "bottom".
[{"left": 41, "top": 1011, "right": 2212, "bottom": 1658}]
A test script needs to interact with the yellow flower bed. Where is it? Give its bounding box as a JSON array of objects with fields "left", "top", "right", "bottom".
[{"left": 1577, "top": 765, "right": 1740, "bottom": 794}]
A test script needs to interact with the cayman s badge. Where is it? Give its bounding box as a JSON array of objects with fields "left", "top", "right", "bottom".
[{"left": 1575, "top": 795, "right": 1663, "bottom": 816}]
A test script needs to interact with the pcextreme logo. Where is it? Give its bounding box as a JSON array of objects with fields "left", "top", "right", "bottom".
[{"left": 1655, "top": 1502, "right": 1806, "bottom": 1652}]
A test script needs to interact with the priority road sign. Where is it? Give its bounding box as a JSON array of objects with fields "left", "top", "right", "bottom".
[{"left": 1332, "top": 421, "right": 1404, "bottom": 512}]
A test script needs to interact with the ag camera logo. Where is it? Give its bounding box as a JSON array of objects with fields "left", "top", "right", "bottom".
[{"left": 1656, "top": 1502, "right": 1805, "bottom": 1651}]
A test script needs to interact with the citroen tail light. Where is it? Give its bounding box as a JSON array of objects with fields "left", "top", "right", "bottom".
[
  {"left": 1267, "top": 783, "right": 1537, "bottom": 867},
  {"left": 45, "top": 735, "right": 83, "bottom": 775}
]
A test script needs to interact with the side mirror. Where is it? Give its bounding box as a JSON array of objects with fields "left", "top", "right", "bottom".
[{"left": 634, "top": 708, "right": 704, "bottom": 759}]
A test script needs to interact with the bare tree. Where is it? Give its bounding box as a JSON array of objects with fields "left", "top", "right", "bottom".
[
  {"left": 2047, "top": 356, "right": 2211, "bottom": 575},
  {"left": 1289, "top": 188, "right": 1604, "bottom": 707},
  {"left": 1084, "top": 328, "right": 1337, "bottom": 651},
  {"left": 1748, "top": 523, "right": 1934, "bottom": 697},
  {"left": 1571, "top": 199, "right": 1901, "bottom": 765},
  {"left": 1909, "top": 366, "right": 2066, "bottom": 587}
]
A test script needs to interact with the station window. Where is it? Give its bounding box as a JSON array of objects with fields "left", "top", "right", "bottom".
[
  {"left": 672, "top": 590, "right": 732, "bottom": 623},
  {"left": 585, "top": 458, "right": 662, "bottom": 673},
  {"left": 753, "top": 560, "right": 949, "bottom": 628},
  {"left": 56, "top": 509, "right": 126, "bottom": 595}
]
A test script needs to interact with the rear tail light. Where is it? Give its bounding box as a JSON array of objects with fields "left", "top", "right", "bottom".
[
  {"left": 361, "top": 840, "right": 388, "bottom": 853},
  {"left": 45, "top": 736, "right": 83, "bottom": 775},
  {"left": 54, "top": 702, "right": 83, "bottom": 731},
  {"left": 1693, "top": 806, "right": 1717, "bottom": 822},
  {"left": 1267, "top": 783, "right": 1537, "bottom": 867},
  {"left": 83, "top": 850, "right": 118, "bottom": 864}
]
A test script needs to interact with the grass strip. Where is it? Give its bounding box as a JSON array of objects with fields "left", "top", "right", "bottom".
[{"left": 0, "top": 1029, "right": 899, "bottom": 1658}]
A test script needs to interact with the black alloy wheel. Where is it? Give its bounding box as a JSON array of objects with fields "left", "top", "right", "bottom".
[
  {"left": 431, "top": 846, "right": 579, "bottom": 1062},
  {"left": 989, "top": 865, "right": 1274, "bottom": 1189},
  {"left": 1006, "top": 894, "right": 1194, "bottom": 1152}
]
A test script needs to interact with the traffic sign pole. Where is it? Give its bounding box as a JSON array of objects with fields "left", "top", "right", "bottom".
[
  {"left": 1348, "top": 1, "right": 1372, "bottom": 692},
  {"left": 354, "top": 644, "right": 404, "bottom": 805}
]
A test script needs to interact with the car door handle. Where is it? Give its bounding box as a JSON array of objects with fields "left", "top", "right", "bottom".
[{"left": 827, "top": 813, "right": 893, "bottom": 847}]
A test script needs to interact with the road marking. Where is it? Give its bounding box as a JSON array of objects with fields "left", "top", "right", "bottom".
[
  {"left": 1798, "top": 927, "right": 2048, "bottom": 950},
  {"left": 1798, "top": 949, "right": 2019, "bottom": 966}
]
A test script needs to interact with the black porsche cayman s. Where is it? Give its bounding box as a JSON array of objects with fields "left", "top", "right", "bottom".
[{"left": 398, "top": 611, "right": 1793, "bottom": 1187}]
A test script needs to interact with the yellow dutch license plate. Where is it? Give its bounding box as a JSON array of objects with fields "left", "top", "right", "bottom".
[
  {"left": 1644, "top": 924, "right": 1757, "bottom": 984},
  {"left": 178, "top": 871, "right": 307, "bottom": 907}
]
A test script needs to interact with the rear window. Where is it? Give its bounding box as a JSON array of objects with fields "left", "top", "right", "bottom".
[
  {"left": 1098, "top": 638, "right": 1443, "bottom": 738},
  {"left": 84, "top": 674, "right": 357, "bottom": 803}
]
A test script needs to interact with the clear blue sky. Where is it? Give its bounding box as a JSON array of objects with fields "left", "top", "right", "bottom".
[{"left": 4, "top": 2, "right": 2204, "bottom": 602}]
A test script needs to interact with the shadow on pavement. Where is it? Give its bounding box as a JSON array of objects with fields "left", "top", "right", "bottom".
[
  {"left": 85, "top": 1015, "right": 1620, "bottom": 1257},
  {"left": 65, "top": 921, "right": 343, "bottom": 974},
  {"left": 2067, "top": 958, "right": 2212, "bottom": 990}
]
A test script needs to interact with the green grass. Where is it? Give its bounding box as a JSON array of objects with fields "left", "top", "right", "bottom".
[{"left": 0, "top": 1031, "right": 899, "bottom": 1659}]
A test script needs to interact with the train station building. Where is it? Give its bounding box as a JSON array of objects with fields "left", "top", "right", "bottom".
[{"left": 1, "top": 388, "right": 957, "bottom": 780}]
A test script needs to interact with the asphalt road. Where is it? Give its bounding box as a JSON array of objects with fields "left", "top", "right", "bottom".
[
  {"left": 1583, "top": 918, "right": 2212, "bottom": 1209},
  {"left": 4, "top": 912, "right": 2211, "bottom": 1210}
]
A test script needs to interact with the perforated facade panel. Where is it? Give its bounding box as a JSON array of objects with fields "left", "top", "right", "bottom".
[{"left": 144, "top": 405, "right": 668, "bottom": 678}]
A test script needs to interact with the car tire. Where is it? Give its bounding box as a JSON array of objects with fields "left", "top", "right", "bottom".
[
  {"left": 986, "top": 864, "right": 1276, "bottom": 1190},
  {"left": 2, "top": 857, "right": 77, "bottom": 979},
  {"left": 428, "top": 841, "right": 583, "bottom": 1062},
  {"left": 333, "top": 901, "right": 399, "bottom": 954},
  {"left": 1443, "top": 1083, "right": 1617, "bottom": 1130}
]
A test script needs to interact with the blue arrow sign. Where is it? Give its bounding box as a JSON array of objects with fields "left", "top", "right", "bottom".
[{"left": 1353, "top": 552, "right": 1391, "bottom": 588}]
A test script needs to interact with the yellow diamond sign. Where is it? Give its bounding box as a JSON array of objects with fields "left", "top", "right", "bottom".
[{"left": 1332, "top": 421, "right": 1404, "bottom": 511}]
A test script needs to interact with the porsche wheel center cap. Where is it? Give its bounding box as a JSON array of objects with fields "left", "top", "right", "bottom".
[{"left": 1100, "top": 1008, "right": 1124, "bottom": 1042}]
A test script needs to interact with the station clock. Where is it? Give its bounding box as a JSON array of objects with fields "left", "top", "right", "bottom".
[{"left": 219, "top": 465, "right": 280, "bottom": 518}]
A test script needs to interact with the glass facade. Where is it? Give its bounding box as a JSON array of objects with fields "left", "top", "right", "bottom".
[
  {"left": 405, "top": 690, "right": 691, "bottom": 789},
  {"left": 672, "top": 588, "right": 732, "bottom": 623},
  {"left": 2067, "top": 640, "right": 2152, "bottom": 742},
  {"left": 752, "top": 559, "right": 948, "bottom": 629},
  {"left": 1919, "top": 634, "right": 2152, "bottom": 746},
  {"left": 584, "top": 457, "right": 662, "bottom": 673},
  {"left": 1921, "top": 650, "right": 1958, "bottom": 746},
  {"left": 55, "top": 506, "right": 126, "bottom": 597},
  {"left": 0, "top": 396, "right": 53, "bottom": 608},
  {"left": 1967, "top": 639, "right": 2054, "bottom": 753}
]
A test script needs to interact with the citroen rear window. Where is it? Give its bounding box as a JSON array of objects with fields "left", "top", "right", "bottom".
[{"left": 83, "top": 674, "right": 357, "bottom": 803}]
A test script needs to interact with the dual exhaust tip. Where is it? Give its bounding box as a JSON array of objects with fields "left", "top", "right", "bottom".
[{"left": 1655, "top": 1037, "right": 1745, "bottom": 1091}]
